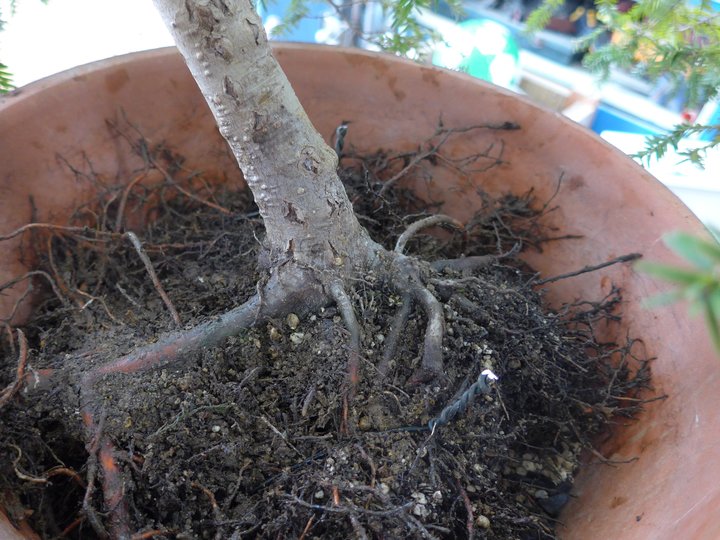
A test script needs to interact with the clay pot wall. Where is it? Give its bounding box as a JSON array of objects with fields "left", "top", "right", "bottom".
[{"left": 0, "top": 45, "right": 717, "bottom": 539}]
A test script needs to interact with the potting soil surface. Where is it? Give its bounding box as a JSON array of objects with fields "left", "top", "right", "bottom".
[{"left": 0, "top": 133, "right": 650, "bottom": 539}]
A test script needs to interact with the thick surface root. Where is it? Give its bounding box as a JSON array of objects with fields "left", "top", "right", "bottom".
[{"left": 0, "top": 129, "right": 653, "bottom": 539}]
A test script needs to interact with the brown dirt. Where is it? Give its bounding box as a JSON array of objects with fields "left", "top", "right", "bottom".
[{"left": 0, "top": 130, "right": 651, "bottom": 539}]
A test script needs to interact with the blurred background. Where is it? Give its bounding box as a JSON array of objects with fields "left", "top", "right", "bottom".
[{"left": 1, "top": 0, "right": 717, "bottom": 228}]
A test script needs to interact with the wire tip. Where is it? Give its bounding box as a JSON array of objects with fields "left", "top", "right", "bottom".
[{"left": 481, "top": 369, "right": 499, "bottom": 381}]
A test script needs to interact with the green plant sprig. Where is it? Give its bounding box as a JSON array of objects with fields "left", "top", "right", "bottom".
[{"left": 637, "top": 231, "right": 720, "bottom": 352}]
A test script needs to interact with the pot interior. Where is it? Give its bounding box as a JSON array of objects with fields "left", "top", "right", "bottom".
[{"left": 0, "top": 45, "right": 718, "bottom": 539}]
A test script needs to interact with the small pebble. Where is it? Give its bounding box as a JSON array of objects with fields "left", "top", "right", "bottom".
[
  {"left": 290, "top": 332, "right": 304, "bottom": 345},
  {"left": 287, "top": 313, "right": 300, "bottom": 330},
  {"left": 314, "top": 490, "right": 324, "bottom": 499},
  {"left": 476, "top": 515, "right": 491, "bottom": 529},
  {"left": 534, "top": 489, "right": 549, "bottom": 500},
  {"left": 412, "top": 504, "right": 429, "bottom": 517},
  {"left": 211, "top": 425, "right": 221, "bottom": 433},
  {"left": 538, "top": 493, "right": 571, "bottom": 517},
  {"left": 411, "top": 492, "right": 427, "bottom": 505}
]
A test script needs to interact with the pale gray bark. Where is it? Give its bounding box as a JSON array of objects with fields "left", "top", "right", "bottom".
[
  {"left": 150, "top": 0, "right": 447, "bottom": 384},
  {"left": 39, "top": 7, "right": 457, "bottom": 534},
  {"left": 152, "top": 0, "right": 378, "bottom": 275}
]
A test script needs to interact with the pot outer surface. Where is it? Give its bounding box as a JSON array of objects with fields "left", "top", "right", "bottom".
[{"left": 0, "top": 45, "right": 718, "bottom": 539}]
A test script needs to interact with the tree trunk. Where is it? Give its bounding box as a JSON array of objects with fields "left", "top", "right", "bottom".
[
  {"left": 151, "top": 0, "right": 379, "bottom": 278},
  {"left": 151, "top": 0, "right": 448, "bottom": 386},
  {"left": 0, "top": 6, "right": 469, "bottom": 536}
]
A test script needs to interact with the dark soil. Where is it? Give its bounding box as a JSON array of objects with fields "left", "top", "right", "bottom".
[{"left": 0, "top": 128, "right": 650, "bottom": 539}]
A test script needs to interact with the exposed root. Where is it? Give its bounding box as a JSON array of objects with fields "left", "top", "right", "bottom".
[
  {"left": 124, "top": 231, "right": 181, "bottom": 327},
  {"left": 408, "top": 280, "right": 445, "bottom": 384},
  {"left": 378, "top": 293, "right": 412, "bottom": 378},
  {"left": 428, "top": 369, "right": 498, "bottom": 432},
  {"left": 149, "top": 157, "right": 232, "bottom": 216},
  {"left": 0, "top": 330, "right": 28, "bottom": 410},
  {"left": 348, "top": 513, "right": 370, "bottom": 540},
  {"left": 61, "top": 266, "right": 329, "bottom": 534},
  {"left": 431, "top": 254, "right": 497, "bottom": 274},
  {"left": 0, "top": 222, "right": 122, "bottom": 243},
  {"left": 395, "top": 214, "right": 463, "bottom": 254},
  {"left": 97, "top": 437, "right": 131, "bottom": 539},
  {"left": 86, "top": 294, "right": 261, "bottom": 380},
  {"left": 532, "top": 252, "right": 643, "bottom": 286},
  {"left": 70, "top": 294, "right": 276, "bottom": 522},
  {"left": 329, "top": 281, "right": 363, "bottom": 434},
  {"left": 431, "top": 243, "right": 519, "bottom": 274},
  {"left": 60, "top": 516, "right": 85, "bottom": 537},
  {"left": 191, "top": 481, "right": 225, "bottom": 540},
  {"left": 0, "top": 270, "right": 70, "bottom": 308},
  {"left": 10, "top": 444, "right": 85, "bottom": 488},
  {"left": 130, "top": 530, "right": 177, "bottom": 540},
  {"left": 115, "top": 170, "right": 151, "bottom": 232},
  {"left": 329, "top": 281, "right": 362, "bottom": 391},
  {"left": 456, "top": 479, "right": 475, "bottom": 540},
  {"left": 0, "top": 124, "right": 655, "bottom": 539},
  {"left": 375, "top": 121, "right": 519, "bottom": 197},
  {"left": 284, "top": 493, "right": 413, "bottom": 517},
  {"left": 80, "top": 408, "right": 113, "bottom": 539},
  {"left": 298, "top": 516, "right": 315, "bottom": 540}
]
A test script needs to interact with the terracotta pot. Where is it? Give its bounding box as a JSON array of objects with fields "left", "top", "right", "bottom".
[{"left": 0, "top": 45, "right": 717, "bottom": 539}]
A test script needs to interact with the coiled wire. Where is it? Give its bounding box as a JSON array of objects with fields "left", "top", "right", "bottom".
[{"left": 428, "top": 369, "right": 499, "bottom": 433}]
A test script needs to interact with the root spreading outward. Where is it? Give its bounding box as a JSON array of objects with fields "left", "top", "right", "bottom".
[{"left": 0, "top": 124, "right": 653, "bottom": 539}]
